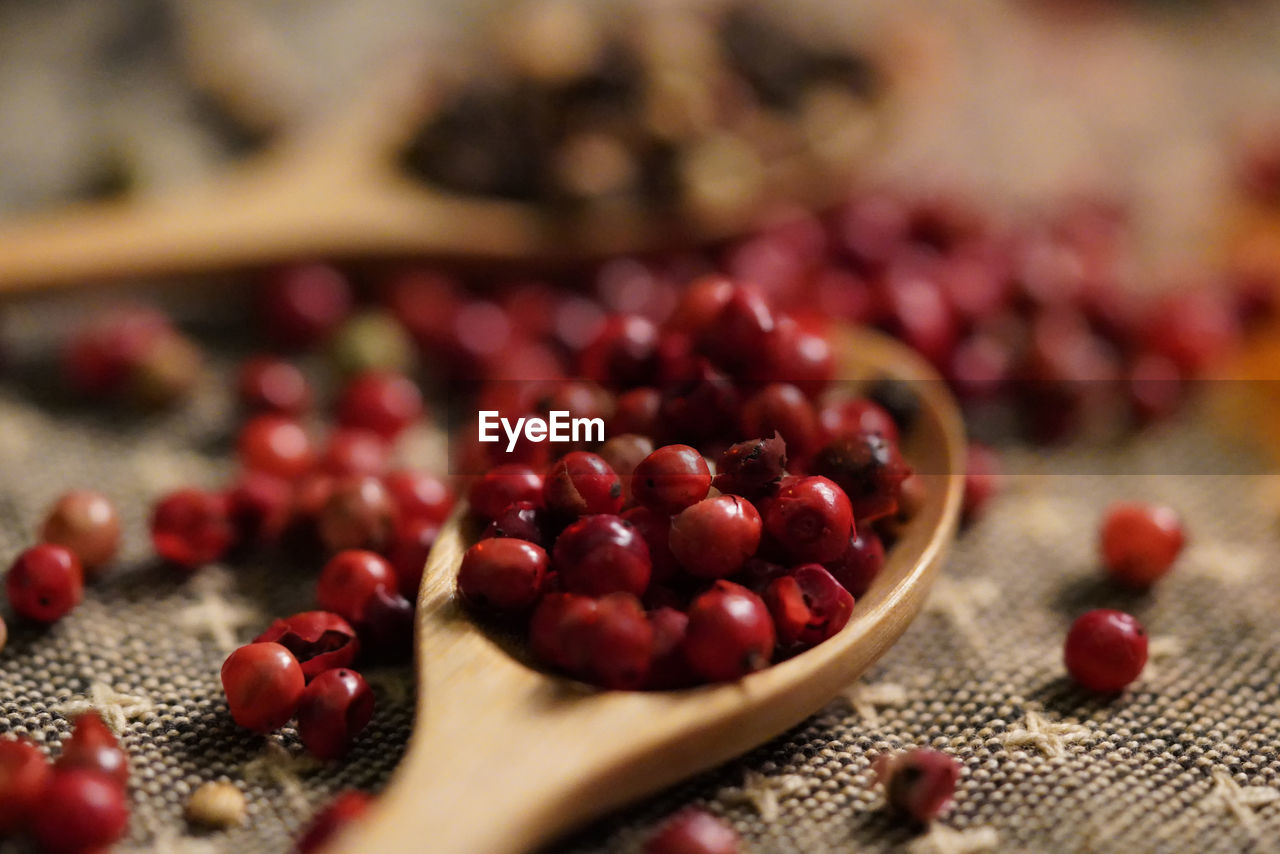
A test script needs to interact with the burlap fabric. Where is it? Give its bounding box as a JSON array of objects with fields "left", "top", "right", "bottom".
[{"left": 0, "top": 302, "right": 1277, "bottom": 854}]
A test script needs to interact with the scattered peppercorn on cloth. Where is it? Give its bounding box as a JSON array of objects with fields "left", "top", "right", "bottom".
[{"left": 1, "top": 321, "right": 1279, "bottom": 854}]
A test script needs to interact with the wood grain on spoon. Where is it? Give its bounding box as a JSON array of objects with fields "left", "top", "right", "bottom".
[{"left": 332, "top": 327, "right": 964, "bottom": 854}]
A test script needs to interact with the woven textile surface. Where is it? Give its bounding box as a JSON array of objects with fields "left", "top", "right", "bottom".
[{"left": 0, "top": 322, "right": 1277, "bottom": 853}]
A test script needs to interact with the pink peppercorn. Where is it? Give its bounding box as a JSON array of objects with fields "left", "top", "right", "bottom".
[
  {"left": 874, "top": 748, "right": 960, "bottom": 823},
  {"left": 632, "top": 444, "right": 712, "bottom": 515},
  {"left": 544, "top": 452, "right": 624, "bottom": 517},
  {"left": 1099, "top": 502, "right": 1185, "bottom": 588},
  {"left": 669, "top": 496, "right": 762, "bottom": 579},
  {"left": 0, "top": 737, "right": 52, "bottom": 834},
  {"left": 763, "top": 476, "right": 855, "bottom": 564},
  {"left": 6, "top": 544, "right": 84, "bottom": 623},
  {"left": 40, "top": 490, "right": 121, "bottom": 578},
  {"left": 237, "top": 355, "right": 312, "bottom": 415},
  {"left": 151, "top": 489, "right": 235, "bottom": 568},
  {"left": 221, "top": 642, "right": 306, "bottom": 733},
  {"left": 335, "top": 371, "right": 423, "bottom": 440},
  {"left": 468, "top": 465, "right": 545, "bottom": 521},
  {"left": 683, "top": 581, "right": 775, "bottom": 682},
  {"left": 255, "top": 611, "right": 360, "bottom": 681},
  {"left": 553, "top": 515, "right": 651, "bottom": 598},
  {"left": 295, "top": 791, "right": 372, "bottom": 854},
  {"left": 297, "top": 668, "right": 375, "bottom": 761},
  {"left": 644, "top": 808, "right": 742, "bottom": 854},
  {"left": 458, "top": 538, "right": 549, "bottom": 613},
  {"left": 317, "top": 551, "right": 396, "bottom": 624},
  {"left": 1064, "top": 609, "right": 1148, "bottom": 692},
  {"left": 31, "top": 769, "right": 130, "bottom": 854},
  {"left": 764, "top": 564, "right": 855, "bottom": 648}
]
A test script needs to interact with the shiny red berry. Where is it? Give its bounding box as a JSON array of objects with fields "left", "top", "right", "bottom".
[
  {"left": 580, "top": 315, "right": 661, "bottom": 388},
  {"left": 62, "top": 306, "right": 169, "bottom": 398},
  {"left": 317, "top": 551, "right": 396, "bottom": 624},
  {"left": 318, "top": 476, "right": 397, "bottom": 552},
  {"left": 297, "top": 668, "right": 375, "bottom": 761},
  {"left": 529, "top": 593, "right": 598, "bottom": 671},
  {"left": 6, "top": 544, "right": 83, "bottom": 623},
  {"left": 684, "top": 581, "right": 774, "bottom": 682},
  {"left": 697, "top": 285, "right": 776, "bottom": 378},
  {"left": 553, "top": 515, "right": 651, "bottom": 597},
  {"left": 318, "top": 428, "right": 390, "bottom": 477},
  {"left": 646, "top": 606, "right": 695, "bottom": 689},
  {"left": 295, "top": 791, "right": 372, "bottom": 854},
  {"left": 544, "top": 452, "right": 623, "bottom": 517},
  {"left": 644, "top": 808, "right": 742, "bottom": 854},
  {"left": 357, "top": 588, "right": 415, "bottom": 663},
  {"left": 1099, "top": 502, "right": 1185, "bottom": 587},
  {"left": 40, "top": 490, "right": 121, "bottom": 577},
  {"left": 481, "top": 501, "right": 544, "bottom": 546},
  {"left": 55, "top": 713, "right": 128, "bottom": 787},
  {"left": 632, "top": 445, "right": 712, "bottom": 514},
  {"left": 255, "top": 611, "right": 360, "bottom": 681},
  {"left": 874, "top": 748, "right": 960, "bottom": 823},
  {"left": 228, "top": 472, "right": 294, "bottom": 544},
  {"left": 0, "top": 737, "right": 52, "bottom": 834},
  {"left": 258, "top": 263, "right": 353, "bottom": 351},
  {"left": 151, "top": 489, "right": 234, "bottom": 569},
  {"left": 962, "top": 443, "right": 1000, "bottom": 524},
  {"left": 713, "top": 434, "right": 788, "bottom": 500},
  {"left": 336, "top": 371, "right": 423, "bottom": 440},
  {"left": 1064, "top": 609, "right": 1148, "bottom": 692},
  {"left": 387, "top": 518, "right": 441, "bottom": 598},
  {"left": 567, "top": 592, "right": 654, "bottom": 689},
  {"left": 458, "top": 538, "right": 549, "bottom": 612},
  {"left": 221, "top": 642, "right": 306, "bottom": 732},
  {"left": 610, "top": 387, "right": 662, "bottom": 437},
  {"left": 818, "top": 396, "right": 899, "bottom": 445},
  {"left": 31, "top": 769, "right": 130, "bottom": 854},
  {"left": 237, "top": 356, "right": 312, "bottom": 415},
  {"left": 764, "top": 564, "right": 855, "bottom": 648},
  {"left": 741, "top": 383, "right": 822, "bottom": 463},
  {"left": 620, "top": 506, "right": 679, "bottom": 584},
  {"left": 823, "top": 531, "right": 885, "bottom": 598},
  {"left": 468, "top": 465, "right": 545, "bottom": 521},
  {"left": 764, "top": 476, "right": 855, "bottom": 564},
  {"left": 383, "top": 470, "right": 453, "bottom": 527},
  {"left": 669, "top": 496, "right": 762, "bottom": 579},
  {"left": 238, "top": 415, "right": 314, "bottom": 479}
]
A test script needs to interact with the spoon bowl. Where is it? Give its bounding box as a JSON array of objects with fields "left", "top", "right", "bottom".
[{"left": 333, "top": 325, "right": 965, "bottom": 854}]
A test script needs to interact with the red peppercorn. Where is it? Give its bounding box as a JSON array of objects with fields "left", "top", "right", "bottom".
[
  {"left": 962, "top": 444, "right": 1001, "bottom": 525},
  {"left": 658, "top": 359, "right": 742, "bottom": 446},
  {"left": 632, "top": 444, "right": 712, "bottom": 515},
  {"left": 818, "top": 396, "right": 899, "bottom": 445},
  {"left": 31, "top": 769, "right": 130, "bottom": 854},
  {"left": 468, "top": 465, "right": 545, "bottom": 521},
  {"left": 387, "top": 518, "right": 441, "bottom": 598},
  {"left": 61, "top": 305, "right": 170, "bottom": 399},
  {"left": 669, "top": 496, "right": 762, "bottom": 579},
  {"left": 684, "top": 581, "right": 775, "bottom": 682},
  {"left": 296, "top": 668, "right": 375, "bottom": 761},
  {"left": 0, "top": 737, "right": 52, "bottom": 834},
  {"left": 529, "top": 593, "right": 599, "bottom": 672},
  {"left": 318, "top": 476, "right": 397, "bottom": 552},
  {"left": 480, "top": 501, "right": 544, "bottom": 546},
  {"left": 620, "top": 506, "right": 679, "bottom": 584},
  {"left": 668, "top": 274, "right": 734, "bottom": 336},
  {"left": 565, "top": 592, "right": 654, "bottom": 689},
  {"left": 151, "top": 489, "right": 234, "bottom": 569},
  {"left": 876, "top": 260, "right": 957, "bottom": 367},
  {"left": 458, "top": 538, "right": 549, "bottom": 612},
  {"left": 544, "top": 452, "right": 624, "bottom": 517},
  {"left": 1064, "top": 609, "right": 1148, "bottom": 692},
  {"left": 713, "top": 434, "right": 788, "bottom": 500},
  {"left": 295, "top": 791, "right": 373, "bottom": 854},
  {"left": 221, "top": 642, "right": 306, "bottom": 732},
  {"left": 228, "top": 472, "right": 294, "bottom": 544},
  {"left": 238, "top": 415, "right": 315, "bottom": 480},
  {"left": 763, "top": 316, "right": 834, "bottom": 390},
  {"left": 237, "top": 355, "right": 312, "bottom": 415},
  {"left": 553, "top": 515, "right": 651, "bottom": 597},
  {"left": 255, "top": 611, "right": 360, "bottom": 681},
  {"left": 874, "top": 748, "right": 960, "bottom": 823},
  {"left": 646, "top": 606, "right": 695, "bottom": 689},
  {"left": 764, "top": 476, "right": 855, "bottom": 564},
  {"left": 1143, "top": 288, "right": 1240, "bottom": 376},
  {"left": 318, "top": 428, "right": 391, "bottom": 478},
  {"left": 55, "top": 713, "right": 128, "bottom": 787},
  {"left": 1099, "top": 502, "right": 1185, "bottom": 588},
  {"left": 823, "top": 531, "right": 885, "bottom": 598},
  {"left": 764, "top": 564, "right": 855, "bottom": 648},
  {"left": 579, "top": 315, "right": 661, "bottom": 388},
  {"left": 644, "top": 808, "right": 742, "bottom": 854},
  {"left": 811, "top": 431, "right": 911, "bottom": 523},
  {"left": 336, "top": 371, "right": 424, "bottom": 440},
  {"left": 317, "top": 551, "right": 396, "bottom": 624},
  {"left": 383, "top": 470, "right": 453, "bottom": 527},
  {"left": 1127, "top": 351, "right": 1184, "bottom": 425},
  {"left": 696, "top": 285, "right": 776, "bottom": 378},
  {"left": 599, "top": 433, "right": 655, "bottom": 501},
  {"left": 257, "top": 263, "right": 353, "bottom": 351},
  {"left": 357, "top": 587, "right": 415, "bottom": 663},
  {"left": 40, "top": 490, "right": 121, "bottom": 578},
  {"left": 6, "top": 544, "right": 84, "bottom": 623},
  {"left": 610, "top": 387, "right": 662, "bottom": 437}
]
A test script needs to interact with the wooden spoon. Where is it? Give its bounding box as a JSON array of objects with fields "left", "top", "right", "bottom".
[
  {"left": 0, "top": 48, "right": 883, "bottom": 295},
  {"left": 331, "top": 326, "right": 964, "bottom": 854}
]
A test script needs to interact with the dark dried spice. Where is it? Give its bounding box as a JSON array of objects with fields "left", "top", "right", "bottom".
[{"left": 714, "top": 432, "right": 788, "bottom": 499}]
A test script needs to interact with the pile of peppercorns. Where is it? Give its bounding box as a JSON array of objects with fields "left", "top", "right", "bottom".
[{"left": 456, "top": 276, "right": 918, "bottom": 690}]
